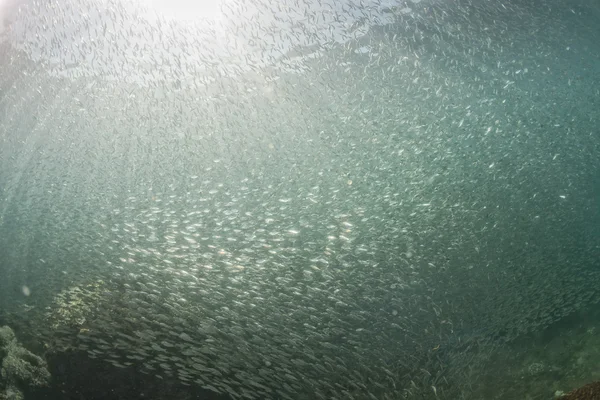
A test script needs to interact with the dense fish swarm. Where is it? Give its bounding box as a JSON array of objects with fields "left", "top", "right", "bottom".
[{"left": 0, "top": 0, "right": 599, "bottom": 399}]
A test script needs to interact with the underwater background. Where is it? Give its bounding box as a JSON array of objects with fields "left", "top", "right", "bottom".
[{"left": 0, "top": 0, "right": 599, "bottom": 398}]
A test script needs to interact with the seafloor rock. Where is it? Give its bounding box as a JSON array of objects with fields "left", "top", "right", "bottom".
[
  {"left": 0, "top": 326, "right": 50, "bottom": 400},
  {"left": 560, "top": 381, "right": 600, "bottom": 399}
]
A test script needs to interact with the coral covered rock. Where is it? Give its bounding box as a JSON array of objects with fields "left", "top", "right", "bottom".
[
  {"left": 0, "top": 327, "right": 15, "bottom": 354},
  {"left": 0, "top": 326, "right": 50, "bottom": 400},
  {"left": 0, "top": 385, "right": 24, "bottom": 400},
  {"left": 1, "top": 346, "right": 51, "bottom": 387}
]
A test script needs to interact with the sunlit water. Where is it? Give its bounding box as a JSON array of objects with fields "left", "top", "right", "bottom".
[{"left": 0, "top": 0, "right": 599, "bottom": 399}]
